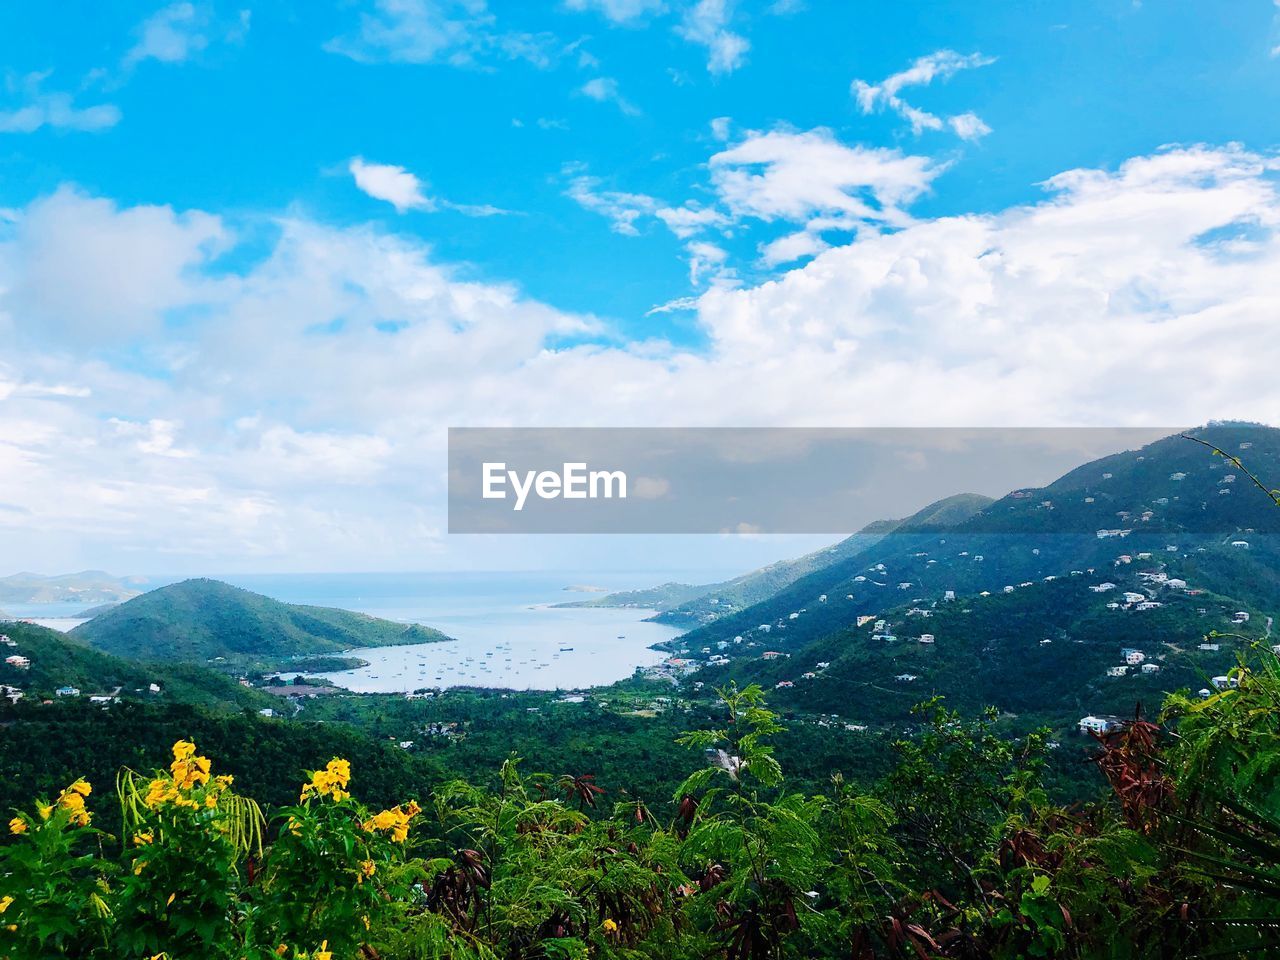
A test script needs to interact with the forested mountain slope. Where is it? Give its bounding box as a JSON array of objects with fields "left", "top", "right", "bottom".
[{"left": 72, "top": 578, "right": 451, "bottom": 668}]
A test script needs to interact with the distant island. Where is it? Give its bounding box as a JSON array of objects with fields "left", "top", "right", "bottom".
[
  {"left": 562, "top": 584, "right": 609, "bottom": 593},
  {"left": 71, "top": 578, "right": 453, "bottom": 671},
  {"left": 0, "top": 570, "right": 145, "bottom": 605}
]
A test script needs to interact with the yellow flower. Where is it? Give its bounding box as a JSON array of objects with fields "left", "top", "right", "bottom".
[
  {"left": 36, "top": 802, "right": 53, "bottom": 821},
  {"left": 275, "top": 946, "right": 288, "bottom": 957},
  {"left": 133, "top": 831, "right": 154, "bottom": 846},
  {"left": 144, "top": 778, "right": 179, "bottom": 809},
  {"left": 58, "top": 789, "right": 92, "bottom": 827},
  {"left": 315, "top": 940, "right": 332, "bottom": 960},
  {"left": 8, "top": 817, "right": 26, "bottom": 835},
  {"left": 67, "top": 779, "right": 91, "bottom": 798},
  {"left": 300, "top": 758, "right": 352, "bottom": 802},
  {"left": 404, "top": 799, "right": 421, "bottom": 818},
  {"left": 360, "top": 859, "right": 376, "bottom": 879},
  {"left": 166, "top": 893, "right": 176, "bottom": 907},
  {"left": 148, "top": 953, "right": 168, "bottom": 960},
  {"left": 0, "top": 895, "right": 13, "bottom": 914},
  {"left": 172, "top": 740, "right": 196, "bottom": 761},
  {"left": 602, "top": 918, "right": 619, "bottom": 934}
]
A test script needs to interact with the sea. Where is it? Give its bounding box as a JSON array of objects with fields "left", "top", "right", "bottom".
[{"left": 4, "top": 572, "right": 696, "bottom": 693}]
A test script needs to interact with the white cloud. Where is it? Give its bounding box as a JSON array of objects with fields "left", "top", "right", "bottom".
[
  {"left": 853, "top": 49, "right": 994, "bottom": 140},
  {"left": 655, "top": 203, "right": 729, "bottom": 238},
  {"left": 0, "top": 73, "right": 120, "bottom": 134},
  {"left": 578, "top": 76, "right": 640, "bottom": 115},
  {"left": 677, "top": 0, "right": 749, "bottom": 75},
  {"left": 5, "top": 145, "right": 1280, "bottom": 569},
  {"left": 349, "top": 157, "right": 511, "bottom": 216},
  {"left": 568, "top": 127, "right": 941, "bottom": 278},
  {"left": 350, "top": 157, "right": 435, "bottom": 213},
  {"left": 685, "top": 240, "right": 734, "bottom": 286},
  {"left": 948, "top": 111, "right": 991, "bottom": 140},
  {"left": 124, "top": 2, "right": 210, "bottom": 67},
  {"left": 326, "top": 0, "right": 555, "bottom": 67},
  {"left": 758, "top": 229, "right": 828, "bottom": 266},
  {"left": 0, "top": 186, "right": 228, "bottom": 341},
  {"left": 564, "top": 174, "right": 657, "bottom": 234},
  {"left": 708, "top": 127, "right": 941, "bottom": 227},
  {"left": 564, "top": 0, "right": 666, "bottom": 23}
]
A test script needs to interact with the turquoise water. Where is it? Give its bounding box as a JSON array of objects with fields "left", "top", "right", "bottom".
[
  {"left": 5, "top": 572, "right": 691, "bottom": 692},
  {"left": 226, "top": 572, "right": 686, "bottom": 692}
]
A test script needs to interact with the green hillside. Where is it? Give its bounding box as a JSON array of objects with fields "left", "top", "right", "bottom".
[
  {"left": 0, "top": 620, "right": 271, "bottom": 711},
  {"left": 71, "top": 578, "right": 452, "bottom": 669},
  {"left": 673, "top": 425, "right": 1278, "bottom": 650},
  {"left": 560, "top": 494, "right": 992, "bottom": 628},
  {"left": 666, "top": 424, "right": 1280, "bottom": 729}
]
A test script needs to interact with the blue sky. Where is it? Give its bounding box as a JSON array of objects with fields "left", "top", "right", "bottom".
[
  {"left": 4, "top": 1, "right": 1278, "bottom": 331},
  {"left": 0, "top": 1, "right": 1278, "bottom": 575}
]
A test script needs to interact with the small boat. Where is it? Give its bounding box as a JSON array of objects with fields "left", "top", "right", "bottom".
[{"left": 559, "top": 646, "right": 574, "bottom": 651}]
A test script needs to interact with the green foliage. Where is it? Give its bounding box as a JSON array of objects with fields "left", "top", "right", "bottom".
[{"left": 2, "top": 664, "right": 1280, "bottom": 959}]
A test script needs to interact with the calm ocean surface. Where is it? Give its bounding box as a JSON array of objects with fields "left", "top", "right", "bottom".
[{"left": 6, "top": 572, "right": 693, "bottom": 692}]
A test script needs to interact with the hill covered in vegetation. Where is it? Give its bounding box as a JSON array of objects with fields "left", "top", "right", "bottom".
[
  {"left": 560, "top": 494, "right": 992, "bottom": 628},
  {"left": 667, "top": 425, "right": 1280, "bottom": 725},
  {"left": 71, "top": 578, "right": 452, "bottom": 670},
  {"left": 0, "top": 619, "right": 271, "bottom": 712}
]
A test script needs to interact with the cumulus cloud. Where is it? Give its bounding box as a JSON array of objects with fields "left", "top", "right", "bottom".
[
  {"left": 349, "top": 157, "right": 511, "bottom": 216},
  {"left": 4, "top": 145, "right": 1280, "bottom": 569},
  {"left": 578, "top": 76, "right": 640, "bottom": 115},
  {"left": 0, "top": 186, "right": 228, "bottom": 342},
  {"left": 853, "top": 49, "right": 994, "bottom": 140},
  {"left": 0, "top": 73, "right": 120, "bottom": 134},
  {"left": 350, "top": 157, "right": 435, "bottom": 212},
  {"left": 677, "top": 0, "right": 749, "bottom": 75}
]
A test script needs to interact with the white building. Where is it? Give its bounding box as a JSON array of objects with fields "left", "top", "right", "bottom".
[
  {"left": 1106, "top": 665, "right": 1129, "bottom": 677},
  {"left": 5, "top": 655, "right": 30, "bottom": 670},
  {"left": 55, "top": 686, "right": 80, "bottom": 697},
  {"left": 918, "top": 634, "right": 935, "bottom": 644},
  {"left": 1141, "top": 663, "right": 1161, "bottom": 674},
  {"left": 1079, "top": 715, "right": 1122, "bottom": 735}
]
